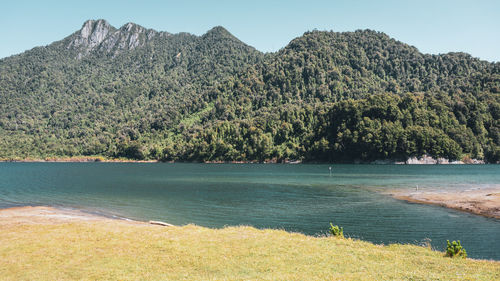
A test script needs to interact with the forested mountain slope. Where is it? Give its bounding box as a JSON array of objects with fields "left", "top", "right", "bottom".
[{"left": 0, "top": 20, "right": 498, "bottom": 162}]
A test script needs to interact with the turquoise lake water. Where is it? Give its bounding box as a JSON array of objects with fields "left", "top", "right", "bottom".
[{"left": 0, "top": 163, "right": 499, "bottom": 260}]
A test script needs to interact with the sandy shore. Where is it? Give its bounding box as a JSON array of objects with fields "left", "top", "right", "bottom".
[
  {"left": 0, "top": 206, "right": 156, "bottom": 226},
  {"left": 389, "top": 187, "right": 500, "bottom": 219}
]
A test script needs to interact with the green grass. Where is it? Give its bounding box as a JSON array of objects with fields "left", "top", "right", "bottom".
[{"left": 0, "top": 221, "right": 499, "bottom": 280}]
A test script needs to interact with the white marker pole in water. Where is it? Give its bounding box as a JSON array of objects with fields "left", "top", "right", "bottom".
[{"left": 329, "top": 166, "right": 332, "bottom": 176}]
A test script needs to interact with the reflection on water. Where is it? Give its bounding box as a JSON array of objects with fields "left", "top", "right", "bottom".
[{"left": 0, "top": 163, "right": 499, "bottom": 260}]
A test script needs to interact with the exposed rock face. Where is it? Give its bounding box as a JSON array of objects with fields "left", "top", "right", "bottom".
[
  {"left": 369, "top": 155, "right": 486, "bottom": 164},
  {"left": 404, "top": 155, "right": 484, "bottom": 164},
  {"left": 67, "top": 19, "right": 170, "bottom": 58},
  {"left": 405, "top": 155, "right": 430, "bottom": 164},
  {"left": 69, "top": 19, "right": 112, "bottom": 49}
]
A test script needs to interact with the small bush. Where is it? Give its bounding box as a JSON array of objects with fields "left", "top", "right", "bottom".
[
  {"left": 445, "top": 240, "right": 467, "bottom": 258},
  {"left": 94, "top": 156, "right": 105, "bottom": 162},
  {"left": 329, "top": 222, "right": 344, "bottom": 238}
]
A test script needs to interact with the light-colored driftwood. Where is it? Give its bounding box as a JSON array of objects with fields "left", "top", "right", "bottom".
[{"left": 149, "top": 220, "right": 174, "bottom": 227}]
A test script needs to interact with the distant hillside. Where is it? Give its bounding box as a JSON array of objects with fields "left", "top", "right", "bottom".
[{"left": 0, "top": 20, "right": 498, "bottom": 162}]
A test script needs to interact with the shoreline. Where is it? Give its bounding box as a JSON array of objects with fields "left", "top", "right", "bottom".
[
  {"left": 0, "top": 158, "right": 493, "bottom": 164},
  {"left": 0, "top": 205, "right": 153, "bottom": 226},
  {"left": 0, "top": 153, "right": 492, "bottom": 164},
  {"left": 0, "top": 205, "right": 177, "bottom": 227},
  {"left": 0, "top": 157, "right": 158, "bottom": 163},
  {"left": 1, "top": 207, "right": 498, "bottom": 280},
  {"left": 388, "top": 187, "right": 500, "bottom": 219}
]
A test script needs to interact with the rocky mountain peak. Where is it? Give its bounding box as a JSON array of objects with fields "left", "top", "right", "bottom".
[
  {"left": 81, "top": 19, "right": 111, "bottom": 36},
  {"left": 120, "top": 22, "right": 142, "bottom": 32},
  {"left": 68, "top": 19, "right": 114, "bottom": 52},
  {"left": 66, "top": 19, "right": 167, "bottom": 59}
]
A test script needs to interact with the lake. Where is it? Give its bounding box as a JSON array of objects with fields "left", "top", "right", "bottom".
[{"left": 0, "top": 163, "right": 499, "bottom": 260}]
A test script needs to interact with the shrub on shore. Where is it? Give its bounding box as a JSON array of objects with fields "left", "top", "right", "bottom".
[
  {"left": 446, "top": 240, "right": 467, "bottom": 258},
  {"left": 329, "top": 222, "right": 344, "bottom": 238}
]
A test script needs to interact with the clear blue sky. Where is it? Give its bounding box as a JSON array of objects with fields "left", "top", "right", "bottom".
[{"left": 1, "top": 0, "right": 499, "bottom": 61}]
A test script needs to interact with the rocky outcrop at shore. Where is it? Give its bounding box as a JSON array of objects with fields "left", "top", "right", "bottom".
[
  {"left": 405, "top": 155, "right": 485, "bottom": 164},
  {"left": 371, "top": 155, "right": 486, "bottom": 165}
]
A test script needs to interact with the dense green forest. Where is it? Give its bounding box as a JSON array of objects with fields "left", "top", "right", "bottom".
[{"left": 0, "top": 20, "right": 498, "bottom": 162}]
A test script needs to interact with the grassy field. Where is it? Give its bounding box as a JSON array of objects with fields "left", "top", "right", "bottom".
[{"left": 1, "top": 219, "right": 499, "bottom": 280}]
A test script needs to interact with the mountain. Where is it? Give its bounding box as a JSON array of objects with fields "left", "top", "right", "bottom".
[
  {"left": 64, "top": 20, "right": 167, "bottom": 58},
  {"left": 0, "top": 20, "right": 498, "bottom": 162}
]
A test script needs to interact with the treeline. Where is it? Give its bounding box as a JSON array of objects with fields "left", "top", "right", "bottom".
[
  {"left": 0, "top": 22, "right": 498, "bottom": 162},
  {"left": 141, "top": 92, "right": 498, "bottom": 163}
]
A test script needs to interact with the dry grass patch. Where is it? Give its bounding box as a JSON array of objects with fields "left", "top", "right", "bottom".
[{"left": 0, "top": 221, "right": 499, "bottom": 280}]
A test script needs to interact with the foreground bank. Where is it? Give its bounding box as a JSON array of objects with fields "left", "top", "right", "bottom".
[{"left": 0, "top": 207, "right": 498, "bottom": 280}]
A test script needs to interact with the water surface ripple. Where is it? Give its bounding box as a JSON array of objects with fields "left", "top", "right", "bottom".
[{"left": 0, "top": 163, "right": 499, "bottom": 260}]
